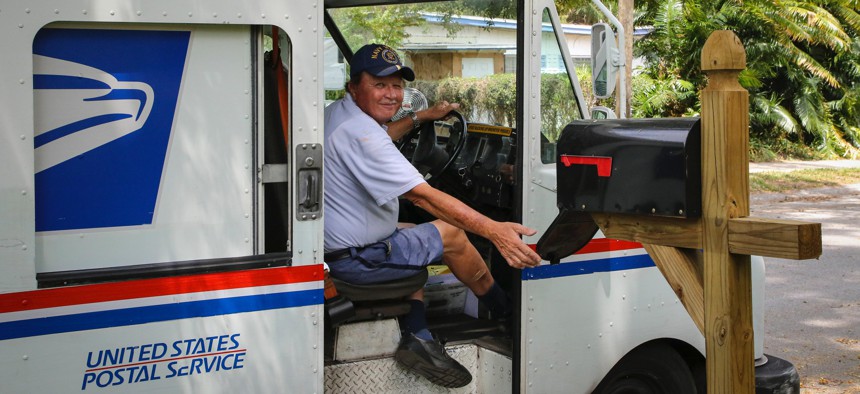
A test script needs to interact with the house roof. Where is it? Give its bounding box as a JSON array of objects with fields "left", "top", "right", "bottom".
[
  {"left": 402, "top": 43, "right": 517, "bottom": 51},
  {"left": 419, "top": 13, "right": 651, "bottom": 36}
]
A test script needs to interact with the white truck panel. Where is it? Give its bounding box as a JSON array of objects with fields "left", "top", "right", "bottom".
[
  {"left": 0, "top": 266, "right": 324, "bottom": 393},
  {"left": 523, "top": 260, "right": 704, "bottom": 393}
]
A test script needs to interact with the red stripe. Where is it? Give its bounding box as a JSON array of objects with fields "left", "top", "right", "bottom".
[
  {"left": 574, "top": 238, "right": 642, "bottom": 254},
  {"left": 560, "top": 155, "right": 613, "bottom": 177},
  {"left": 0, "top": 265, "right": 323, "bottom": 314},
  {"left": 528, "top": 238, "right": 643, "bottom": 257}
]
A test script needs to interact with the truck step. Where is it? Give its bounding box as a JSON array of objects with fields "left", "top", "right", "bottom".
[{"left": 324, "top": 343, "right": 512, "bottom": 393}]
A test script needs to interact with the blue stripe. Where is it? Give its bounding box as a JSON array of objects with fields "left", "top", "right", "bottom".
[
  {"left": 0, "top": 289, "right": 322, "bottom": 341},
  {"left": 522, "top": 254, "right": 655, "bottom": 280},
  {"left": 34, "top": 74, "right": 111, "bottom": 90}
]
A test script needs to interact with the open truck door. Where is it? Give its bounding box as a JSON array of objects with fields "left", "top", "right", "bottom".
[{"left": 517, "top": 2, "right": 708, "bottom": 392}]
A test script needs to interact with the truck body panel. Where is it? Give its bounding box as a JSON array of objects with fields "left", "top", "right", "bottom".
[
  {"left": 1, "top": 266, "right": 323, "bottom": 393},
  {"left": 0, "top": 0, "right": 790, "bottom": 392}
]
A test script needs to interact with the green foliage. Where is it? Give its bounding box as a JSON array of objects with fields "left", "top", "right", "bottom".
[
  {"left": 409, "top": 73, "right": 579, "bottom": 138},
  {"left": 629, "top": 0, "right": 860, "bottom": 159},
  {"left": 328, "top": 6, "right": 427, "bottom": 50},
  {"left": 630, "top": 72, "right": 697, "bottom": 118},
  {"left": 540, "top": 73, "right": 580, "bottom": 141},
  {"left": 328, "top": 0, "right": 519, "bottom": 52},
  {"left": 423, "top": 74, "right": 518, "bottom": 126}
]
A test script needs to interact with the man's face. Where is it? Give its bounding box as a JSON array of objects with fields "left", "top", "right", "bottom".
[{"left": 349, "top": 72, "right": 404, "bottom": 124}]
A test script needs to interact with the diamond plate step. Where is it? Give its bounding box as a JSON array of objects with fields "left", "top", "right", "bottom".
[{"left": 324, "top": 343, "right": 511, "bottom": 393}]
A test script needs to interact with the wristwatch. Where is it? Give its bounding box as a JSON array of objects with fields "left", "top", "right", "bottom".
[{"left": 409, "top": 111, "right": 421, "bottom": 130}]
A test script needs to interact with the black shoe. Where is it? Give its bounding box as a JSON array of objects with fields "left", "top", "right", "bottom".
[{"left": 394, "top": 333, "right": 472, "bottom": 388}]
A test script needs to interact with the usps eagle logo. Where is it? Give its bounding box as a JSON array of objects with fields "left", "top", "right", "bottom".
[
  {"left": 33, "top": 55, "right": 154, "bottom": 173},
  {"left": 33, "top": 28, "right": 190, "bottom": 232}
]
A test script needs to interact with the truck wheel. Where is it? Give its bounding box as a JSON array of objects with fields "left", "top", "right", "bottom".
[{"left": 593, "top": 342, "right": 698, "bottom": 394}]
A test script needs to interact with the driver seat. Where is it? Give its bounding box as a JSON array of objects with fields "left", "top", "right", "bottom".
[
  {"left": 328, "top": 269, "right": 428, "bottom": 323},
  {"left": 324, "top": 270, "right": 429, "bottom": 362}
]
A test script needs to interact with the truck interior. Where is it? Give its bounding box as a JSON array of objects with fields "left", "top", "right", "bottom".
[{"left": 319, "top": 0, "right": 586, "bottom": 363}]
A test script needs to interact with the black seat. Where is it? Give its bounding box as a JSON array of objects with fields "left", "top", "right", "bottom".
[
  {"left": 331, "top": 270, "right": 428, "bottom": 301},
  {"left": 327, "top": 270, "right": 429, "bottom": 324}
]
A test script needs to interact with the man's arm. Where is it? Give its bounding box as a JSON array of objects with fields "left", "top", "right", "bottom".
[
  {"left": 386, "top": 101, "right": 461, "bottom": 141},
  {"left": 403, "top": 183, "right": 541, "bottom": 269}
]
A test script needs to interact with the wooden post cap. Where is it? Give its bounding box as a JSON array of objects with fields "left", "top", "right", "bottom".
[{"left": 701, "top": 30, "right": 746, "bottom": 71}]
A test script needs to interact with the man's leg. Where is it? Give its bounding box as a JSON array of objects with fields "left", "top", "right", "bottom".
[
  {"left": 431, "top": 220, "right": 511, "bottom": 318},
  {"left": 393, "top": 228, "right": 472, "bottom": 388},
  {"left": 400, "top": 289, "right": 433, "bottom": 340}
]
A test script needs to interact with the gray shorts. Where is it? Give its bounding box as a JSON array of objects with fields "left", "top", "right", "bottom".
[{"left": 326, "top": 222, "right": 443, "bottom": 284}]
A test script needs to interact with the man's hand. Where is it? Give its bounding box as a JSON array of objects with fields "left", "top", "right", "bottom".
[
  {"left": 386, "top": 101, "right": 461, "bottom": 141},
  {"left": 420, "top": 100, "right": 460, "bottom": 121},
  {"left": 489, "top": 222, "right": 541, "bottom": 269},
  {"left": 405, "top": 175, "right": 543, "bottom": 270}
]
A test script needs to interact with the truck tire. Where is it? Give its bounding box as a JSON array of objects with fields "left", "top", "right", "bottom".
[{"left": 593, "top": 342, "right": 698, "bottom": 394}]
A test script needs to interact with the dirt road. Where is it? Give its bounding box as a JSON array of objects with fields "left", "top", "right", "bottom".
[{"left": 752, "top": 184, "right": 860, "bottom": 393}]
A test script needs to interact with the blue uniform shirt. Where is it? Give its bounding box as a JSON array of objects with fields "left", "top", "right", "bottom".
[{"left": 323, "top": 94, "right": 425, "bottom": 252}]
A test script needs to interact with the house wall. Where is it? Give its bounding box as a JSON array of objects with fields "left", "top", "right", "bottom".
[
  {"left": 409, "top": 51, "right": 506, "bottom": 80},
  {"left": 402, "top": 19, "right": 590, "bottom": 80},
  {"left": 408, "top": 52, "right": 455, "bottom": 79}
]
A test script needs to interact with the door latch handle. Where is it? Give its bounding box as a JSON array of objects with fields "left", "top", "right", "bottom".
[{"left": 296, "top": 143, "right": 322, "bottom": 221}]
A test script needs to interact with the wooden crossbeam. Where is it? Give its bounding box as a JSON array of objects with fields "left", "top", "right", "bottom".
[
  {"left": 592, "top": 213, "right": 702, "bottom": 249},
  {"left": 728, "top": 217, "right": 822, "bottom": 260},
  {"left": 594, "top": 213, "right": 822, "bottom": 260}
]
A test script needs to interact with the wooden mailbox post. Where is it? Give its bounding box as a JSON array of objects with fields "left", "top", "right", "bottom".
[{"left": 592, "top": 30, "right": 822, "bottom": 393}]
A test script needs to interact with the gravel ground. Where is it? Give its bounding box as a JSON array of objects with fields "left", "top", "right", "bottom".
[
  {"left": 751, "top": 182, "right": 860, "bottom": 394},
  {"left": 749, "top": 160, "right": 860, "bottom": 174}
]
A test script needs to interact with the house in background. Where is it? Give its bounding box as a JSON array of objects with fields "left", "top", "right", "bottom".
[{"left": 401, "top": 13, "right": 649, "bottom": 80}]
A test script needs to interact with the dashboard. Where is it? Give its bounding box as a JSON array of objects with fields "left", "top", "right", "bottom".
[{"left": 440, "top": 123, "right": 517, "bottom": 211}]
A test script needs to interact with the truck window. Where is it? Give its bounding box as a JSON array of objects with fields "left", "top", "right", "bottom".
[
  {"left": 326, "top": 5, "right": 519, "bottom": 128},
  {"left": 539, "top": 8, "right": 582, "bottom": 164}
]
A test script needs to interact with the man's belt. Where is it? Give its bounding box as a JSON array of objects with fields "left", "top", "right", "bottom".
[
  {"left": 324, "top": 240, "right": 391, "bottom": 262},
  {"left": 324, "top": 249, "right": 352, "bottom": 262}
]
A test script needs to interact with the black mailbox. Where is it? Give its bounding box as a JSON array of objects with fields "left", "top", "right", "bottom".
[{"left": 555, "top": 117, "right": 701, "bottom": 218}]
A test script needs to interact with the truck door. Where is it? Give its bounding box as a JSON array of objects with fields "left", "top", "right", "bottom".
[
  {"left": 517, "top": 2, "right": 706, "bottom": 392},
  {"left": 0, "top": 1, "right": 326, "bottom": 392}
]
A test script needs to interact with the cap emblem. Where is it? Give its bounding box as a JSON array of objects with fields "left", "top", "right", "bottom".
[{"left": 371, "top": 46, "right": 400, "bottom": 65}]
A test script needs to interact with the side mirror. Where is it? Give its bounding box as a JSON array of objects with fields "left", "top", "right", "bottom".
[
  {"left": 591, "top": 23, "right": 619, "bottom": 99},
  {"left": 590, "top": 106, "right": 617, "bottom": 120},
  {"left": 323, "top": 38, "right": 346, "bottom": 91}
]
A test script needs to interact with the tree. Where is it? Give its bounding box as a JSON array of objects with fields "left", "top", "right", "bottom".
[
  {"left": 630, "top": 0, "right": 860, "bottom": 158},
  {"left": 619, "top": 0, "right": 634, "bottom": 118},
  {"left": 328, "top": 7, "right": 425, "bottom": 50}
]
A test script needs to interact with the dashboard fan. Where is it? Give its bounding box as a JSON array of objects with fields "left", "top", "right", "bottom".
[{"left": 392, "top": 87, "right": 429, "bottom": 122}]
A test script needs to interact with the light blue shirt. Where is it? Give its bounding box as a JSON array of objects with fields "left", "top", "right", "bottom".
[{"left": 323, "top": 94, "right": 425, "bottom": 252}]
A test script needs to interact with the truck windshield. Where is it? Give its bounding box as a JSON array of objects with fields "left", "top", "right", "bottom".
[{"left": 324, "top": 0, "right": 585, "bottom": 137}]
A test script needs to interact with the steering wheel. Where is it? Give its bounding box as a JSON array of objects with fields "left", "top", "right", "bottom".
[{"left": 397, "top": 110, "right": 468, "bottom": 182}]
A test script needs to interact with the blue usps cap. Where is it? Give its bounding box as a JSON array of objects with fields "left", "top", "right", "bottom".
[{"left": 350, "top": 44, "right": 415, "bottom": 81}]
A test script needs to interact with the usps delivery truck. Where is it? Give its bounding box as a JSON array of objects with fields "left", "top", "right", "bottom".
[{"left": 0, "top": 0, "right": 798, "bottom": 392}]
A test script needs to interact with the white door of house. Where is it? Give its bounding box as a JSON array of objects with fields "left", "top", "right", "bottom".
[{"left": 462, "top": 57, "right": 494, "bottom": 78}]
